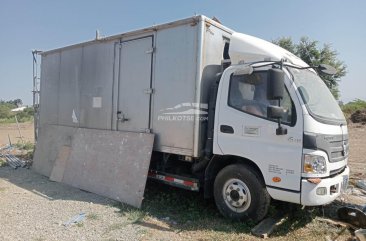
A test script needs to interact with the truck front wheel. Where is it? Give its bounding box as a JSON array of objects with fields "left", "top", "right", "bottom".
[{"left": 213, "top": 164, "right": 270, "bottom": 222}]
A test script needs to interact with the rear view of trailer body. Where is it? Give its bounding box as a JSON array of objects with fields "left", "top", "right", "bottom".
[{"left": 38, "top": 16, "right": 232, "bottom": 158}]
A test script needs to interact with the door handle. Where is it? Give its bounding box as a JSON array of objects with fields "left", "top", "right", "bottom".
[{"left": 220, "top": 125, "right": 234, "bottom": 134}]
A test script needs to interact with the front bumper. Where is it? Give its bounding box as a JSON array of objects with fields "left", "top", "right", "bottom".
[{"left": 301, "top": 166, "right": 349, "bottom": 206}]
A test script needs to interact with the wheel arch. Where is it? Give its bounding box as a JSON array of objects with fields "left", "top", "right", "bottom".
[{"left": 203, "top": 155, "right": 265, "bottom": 198}]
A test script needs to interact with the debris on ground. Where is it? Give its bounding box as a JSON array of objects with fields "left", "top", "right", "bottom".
[
  {"left": 356, "top": 180, "right": 366, "bottom": 191},
  {"left": 351, "top": 109, "right": 366, "bottom": 124},
  {"left": 317, "top": 217, "right": 357, "bottom": 230},
  {"left": 315, "top": 183, "right": 366, "bottom": 241},
  {"left": 63, "top": 212, "right": 86, "bottom": 227},
  {"left": 337, "top": 206, "right": 366, "bottom": 229},
  {"left": 0, "top": 144, "right": 30, "bottom": 169},
  {"left": 251, "top": 212, "right": 288, "bottom": 238},
  {"left": 3, "top": 154, "right": 27, "bottom": 169},
  {"left": 355, "top": 229, "right": 366, "bottom": 241}
]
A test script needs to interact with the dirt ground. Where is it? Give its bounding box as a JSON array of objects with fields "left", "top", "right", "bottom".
[
  {"left": 348, "top": 123, "right": 366, "bottom": 180},
  {"left": 0, "top": 123, "right": 365, "bottom": 241},
  {"left": 0, "top": 122, "right": 34, "bottom": 145}
]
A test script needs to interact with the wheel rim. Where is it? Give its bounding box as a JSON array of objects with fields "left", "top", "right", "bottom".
[{"left": 222, "top": 178, "right": 251, "bottom": 213}]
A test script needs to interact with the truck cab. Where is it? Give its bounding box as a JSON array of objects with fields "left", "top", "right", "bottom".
[{"left": 208, "top": 33, "right": 349, "bottom": 221}]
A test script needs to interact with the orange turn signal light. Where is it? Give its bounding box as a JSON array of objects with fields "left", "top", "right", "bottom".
[
  {"left": 304, "top": 163, "right": 313, "bottom": 173},
  {"left": 272, "top": 177, "right": 281, "bottom": 182}
]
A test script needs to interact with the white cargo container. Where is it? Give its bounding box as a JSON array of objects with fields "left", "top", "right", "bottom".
[
  {"left": 37, "top": 16, "right": 231, "bottom": 157},
  {"left": 33, "top": 15, "right": 349, "bottom": 222}
]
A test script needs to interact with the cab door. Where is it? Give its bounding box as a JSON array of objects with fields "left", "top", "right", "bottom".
[{"left": 214, "top": 67, "right": 303, "bottom": 195}]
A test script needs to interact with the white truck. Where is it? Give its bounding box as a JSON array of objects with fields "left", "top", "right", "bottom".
[{"left": 33, "top": 15, "right": 349, "bottom": 222}]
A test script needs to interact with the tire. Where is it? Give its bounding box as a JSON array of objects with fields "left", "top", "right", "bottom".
[{"left": 213, "top": 164, "right": 270, "bottom": 222}]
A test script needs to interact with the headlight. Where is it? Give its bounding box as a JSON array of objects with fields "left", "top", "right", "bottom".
[{"left": 303, "top": 154, "right": 327, "bottom": 174}]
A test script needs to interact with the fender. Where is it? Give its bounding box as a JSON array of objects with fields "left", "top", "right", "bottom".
[{"left": 203, "top": 155, "right": 264, "bottom": 198}]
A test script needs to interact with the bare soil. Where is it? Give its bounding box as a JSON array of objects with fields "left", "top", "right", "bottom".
[
  {"left": 0, "top": 123, "right": 365, "bottom": 241},
  {"left": 0, "top": 122, "right": 34, "bottom": 145},
  {"left": 348, "top": 123, "right": 366, "bottom": 180}
]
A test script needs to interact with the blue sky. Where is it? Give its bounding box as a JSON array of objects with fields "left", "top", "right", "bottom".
[{"left": 0, "top": 0, "right": 365, "bottom": 105}]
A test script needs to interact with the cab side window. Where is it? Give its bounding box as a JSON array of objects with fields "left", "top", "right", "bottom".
[{"left": 228, "top": 72, "right": 296, "bottom": 126}]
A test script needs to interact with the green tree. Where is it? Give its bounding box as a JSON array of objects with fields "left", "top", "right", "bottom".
[
  {"left": 272, "top": 37, "right": 347, "bottom": 99},
  {"left": 17, "top": 107, "right": 34, "bottom": 122},
  {"left": 0, "top": 103, "right": 14, "bottom": 119},
  {"left": 7, "top": 98, "right": 23, "bottom": 107}
]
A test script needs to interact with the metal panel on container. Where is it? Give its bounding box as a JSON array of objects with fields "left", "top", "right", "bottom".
[
  {"left": 195, "top": 23, "right": 231, "bottom": 156},
  {"left": 32, "top": 124, "right": 76, "bottom": 177},
  {"left": 79, "top": 41, "right": 115, "bottom": 130},
  {"left": 61, "top": 128, "right": 154, "bottom": 208},
  {"left": 39, "top": 53, "right": 60, "bottom": 126},
  {"left": 151, "top": 24, "right": 198, "bottom": 155},
  {"left": 58, "top": 48, "right": 83, "bottom": 127},
  {"left": 117, "top": 37, "right": 153, "bottom": 132}
]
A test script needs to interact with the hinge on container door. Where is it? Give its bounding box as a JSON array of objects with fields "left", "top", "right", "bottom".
[
  {"left": 144, "top": 88, "right": 154, "bottom": 94},
  {"left": 145, "top": 47, "right": 155, "bottom": 54},
  {"left": 145, "top": 128, "right": 151, "bottom": 133}
]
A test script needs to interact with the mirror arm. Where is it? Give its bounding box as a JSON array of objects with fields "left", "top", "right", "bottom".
[
  {"left": 282, "top": 64, "right": 337, "bottom": 76},
  {"left": 275, "top": 99, "right": 288, "bottom": 135}
]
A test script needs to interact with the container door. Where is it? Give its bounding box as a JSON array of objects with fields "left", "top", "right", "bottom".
[{"left": 117, "top": 37, "right": 153, "bottom": 132}]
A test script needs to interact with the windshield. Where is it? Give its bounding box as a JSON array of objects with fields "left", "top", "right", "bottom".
[{"left": 289, "top": 68, "right": 345, "bottom": 124}]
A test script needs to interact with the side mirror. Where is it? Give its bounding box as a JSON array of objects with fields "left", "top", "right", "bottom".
[
  {"left": 267, "top": 106, "right": 285, "bottom": 119},
  {"left": 267, "top": 106, "right": 288, "bottom": 135},
  {"left": 267, "top": 69, "right": 285, "bottom": 100},
  {"left": 267, "top": 68, "right": 287, "bottom": 136}
]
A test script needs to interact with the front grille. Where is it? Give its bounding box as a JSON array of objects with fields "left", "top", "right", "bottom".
[
  {"left": 304, "top": 132, "right": 349, "bottom": 164},
  {"left": 329, "top": 139, "right": 349, "bottom": 163}
]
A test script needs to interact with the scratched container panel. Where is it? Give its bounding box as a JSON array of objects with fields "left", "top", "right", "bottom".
[
  {"left": 151, "top": 20, "right": 232, "bottom": 157},
  {"left": 32, "top": 124, "right": 76, "bottom": 177},
  {"left": 151, "top": 24, "right": 198, "bottom": 155},
  {"left": 79, "top": 41, "right": 115, "bottom": 130},
  {"left": 62, "top": 128, "right": 154, "bottom": 208},
  {"left": 58, "top": 48, "right": 83, "bottom": 127},
  {"left": 39, "top": 53, "right": 60, "bottom": 126}
]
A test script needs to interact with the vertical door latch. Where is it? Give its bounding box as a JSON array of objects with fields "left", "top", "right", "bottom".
[{"left": 117, "top": 111, "right": 129, "bottom": 122}]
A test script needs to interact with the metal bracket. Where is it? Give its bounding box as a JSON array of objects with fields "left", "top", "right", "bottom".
[
  {"left": 145, "top": 128, "right": 151, "bottom": 133},
  {"left": 144, "top": 88, "right": 154, "bottom": 94},
  {"left": 145, "top": 48, "right": 155, "bottom": 54},
  {"left": 117, "top": 111, "right": 129, "bottom": 122}
]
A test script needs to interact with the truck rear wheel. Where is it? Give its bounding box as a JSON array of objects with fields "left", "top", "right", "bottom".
[{"left": 213, "top": 164, "right": 270, "bottom": 222}]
